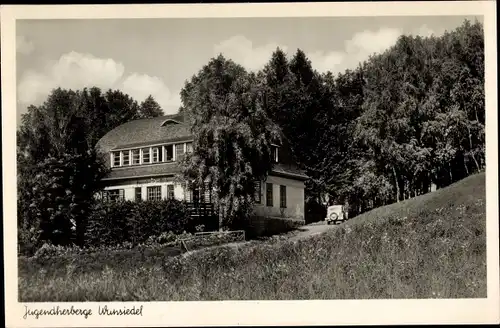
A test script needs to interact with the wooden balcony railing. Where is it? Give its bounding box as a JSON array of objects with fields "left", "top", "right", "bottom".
[{"left": 186, "top": 202, "right": 216, "bottom": 218}]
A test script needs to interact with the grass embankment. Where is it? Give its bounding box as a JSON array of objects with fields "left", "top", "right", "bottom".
[{"left": 19, "top": 173, "right": 487, "bottom": 301}]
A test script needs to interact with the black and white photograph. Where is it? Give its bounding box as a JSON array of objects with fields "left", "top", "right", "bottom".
[{"left": 2, "top": 1, "right": 499, "bottom": 327}]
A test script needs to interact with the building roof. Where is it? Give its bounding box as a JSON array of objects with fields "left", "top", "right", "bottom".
[{"left": 96, "top": 113, "right": 191, "bottom": 154}]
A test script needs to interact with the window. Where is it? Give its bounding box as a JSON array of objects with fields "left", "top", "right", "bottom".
[
  {"left": 164, "top": 145, "right": 174, "bottom": 162},
  {"left": 147, "top": 186, "right": 162, "bottom": 201},
  {"left": 254, "top": 181, "right": 262, "bottom": 204},
  {"left": 203, "top": 182, "right": 211, "bottom": 203},
  {"left": 184, "top": 183, "right": 191, "bottom": 202},
  {"left": 266, "top": 183, "right": 273, "bottom": 207},
  {"left": 104, "top": 189, "right": 124, "bottom": 202},
  {"left": 186, "top": 142, "right": 193, "bottom": 153},
  {"left": 167, "top": 184, "right": 174, "bottom": 200},
  {"left": 192, "top": 185, "right": 201, "bottom": 204},
  {"left": 112, "top": 152, "right": 121, "bottom": 167},
  {"left": 122, "top": 150, "right": 130, "bottom": 166},
  {"left": 142, "top": 148, "right": 150, "bottom": 164},
  {"left": 152, "top": 147, "right": 161, "bottom": 163},
  {"left": 271, "top": 146, "right": 279, "bottom": 163},
  {"left": 132, "top": 149, "right": 140, "bottom": 165},
  {"left": 280, "top": 185, "right": 287, "bottom": 208},
  {"left": 135, "top": 187, "right": 142, "bottom": 201},
  {"left": 175, "top": 143, "right": 185, "bottom": 160}
]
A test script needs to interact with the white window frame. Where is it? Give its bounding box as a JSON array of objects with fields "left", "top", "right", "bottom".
[
  {"left": 163, "top": 144, "right": 175, "bottom": 162},
  {"left": 147, "top": 185, "right": 162, "bottom": 201},
  {"left": 142, "top": 147, "right": 151, "bottom": 164},
  {"left": 122, "top": 150, "right": 131, "bottom": 166},
  {"left": 105, "top": 189, "right": 125, "bottom": 202},
  {"left": 131, "top": 149, "right": 140, "bottom": 165},
  {"left": 167, "top": 184, "right": 175, "bottom": 200},
  {"left": 152, "top": 147, "right": 160, "bottom": 163},
  {"left": 112, "top": 151, "right": 121, "bottom": 167}
]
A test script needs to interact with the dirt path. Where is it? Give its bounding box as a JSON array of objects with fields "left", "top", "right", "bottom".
[
  {"left": 287, "top": 221, "right": 339, "bottom": 242},
  {"left": 182, "top": 221, "right": 339, "bottom": 255}
]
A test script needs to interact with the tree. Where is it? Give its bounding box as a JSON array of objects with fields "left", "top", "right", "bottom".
[
  {"left": 17, "top": 86, "right": 145, "bottom": 251},
  {"left": 103, "top": 89, "right": 141, "bottom": 132},
  {"left": 139, "top": 95, "right": 164, "bottom": 118},
  {"left": 179, "top": 55, "right": 281, "bottom": 229},
  {"left": 258, "top": 49, "right": 329, "bottom": 202},
  {"left": 352, "top": 19, "right": 484, "bottom": 206}
]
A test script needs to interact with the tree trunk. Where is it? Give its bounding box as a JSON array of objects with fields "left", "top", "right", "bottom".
[
  {"left": 467, "top": 125, "right": 481, "bottom": 172},
  {"left": 218, "top": 204, "right": 224, "bottom": 231},
  {"left": 448, "top": 163, "right": 453, "bottom": 184},
  {"left": 463, "top": 157, "right": 470, "bottom": 176},
  {"left": 399, "top": 178, "right": 406, "bottom": 202},
  {"left": 392, "top": 166, "right": 400, "bottom": 203}
]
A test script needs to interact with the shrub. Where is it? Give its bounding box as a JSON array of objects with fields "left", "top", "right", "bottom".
[
  {"left": 305, "top": 199, "right": 326, "bottom": 224},
  {"left": 233, "top": 216, "right": 304, "bottom": 239},
  {"left": 85, "top": 199, "right": 193, "bottom": 247},
  {"left": 18, "top": 226, "right": 43, "bottom": 257}
]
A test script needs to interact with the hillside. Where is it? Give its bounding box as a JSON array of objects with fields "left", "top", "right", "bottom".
[{"left": 19, "top": 172, "right": 486, "bottom": 301}]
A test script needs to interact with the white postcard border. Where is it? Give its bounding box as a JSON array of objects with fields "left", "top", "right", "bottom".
[{"left": 2, "top": 1, "right": 499, "bottom": 327}]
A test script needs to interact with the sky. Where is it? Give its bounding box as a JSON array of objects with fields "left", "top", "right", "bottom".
[{"left": 16, "top": 15, "right": 482, "bottom": 123}]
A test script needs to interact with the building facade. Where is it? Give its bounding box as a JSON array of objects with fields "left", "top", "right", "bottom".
[{"left": 96, "top": 114, "right": 308, "bottom": 221}]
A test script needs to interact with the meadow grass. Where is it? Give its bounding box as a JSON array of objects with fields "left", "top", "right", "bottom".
[{"left": 19, "top": 172, "right": 487, "bottom": 301}]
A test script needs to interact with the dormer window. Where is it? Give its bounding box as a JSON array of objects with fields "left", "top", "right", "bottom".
[
  {"left": 110, "top": 141, "right": 193, "bottom": 168},
  {"left": 132, "top": 149, "right": 140, "bottom": 165},
  {"left": 142, "top": 148, "right": 150, "bottom": 164},
  {"left": 164, "top": 144, "right": 174, "bottom": 162},
  {"left": 112, "top": 151, "right": 121, "bottom": 167},
  {"left": 271, "top": 145, "right": 279, "bottom": 163},
  {"left": 122, "top": 150, "right": 130, "bottom": 166},
  {"left": 160, "top": 119, "right": 181, "bottom": 126},
  {"left": 152, "top": 146, "right": 162, "bottom": 163}
]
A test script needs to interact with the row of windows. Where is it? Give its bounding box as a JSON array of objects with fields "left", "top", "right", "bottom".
[
  {"left": 255, "top": 182, "right": 286, "bottom": 208},
  {"left": 103, "top": 185, "right": 175, "bottom": 202},
  {"left": 112, "top": 143, "right": 278, "bottom": 168},
  {"left": 102, "top": 181, "right": 286, "bottom": 208},
  {"left": 111, "top": 142, "right": 193, "bottom": 167}
]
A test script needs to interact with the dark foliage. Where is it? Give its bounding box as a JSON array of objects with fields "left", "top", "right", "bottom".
[
  {"left": 17, "top": 87, "right": 163, "bottom": 255},
  {"left": 85, "top": 199, "right": 195, "bottom": 247}
]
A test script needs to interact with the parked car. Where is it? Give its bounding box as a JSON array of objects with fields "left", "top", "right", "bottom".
[{"left": 325, "top": 205, "right": 348, "bottom": 225}]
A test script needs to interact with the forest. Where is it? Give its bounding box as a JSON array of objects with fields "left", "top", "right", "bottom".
[{"left": 17, "top": 19, "right": 485, "bottom": 250}]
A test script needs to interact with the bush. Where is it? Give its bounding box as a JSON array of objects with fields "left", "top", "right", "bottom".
[
  {"left": 18, "top": 226, "right": 44, "bottom": 257},
  {"left": 233, "top": 216, "right": 304, "bottom": 239},
  {"left": 305, "top": 199, "right": 326, "bottom": 224},
  {"left": 85, "top": 199, "right": 194, "bottom": 247}
]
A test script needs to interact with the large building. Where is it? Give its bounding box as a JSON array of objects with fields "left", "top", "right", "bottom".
[{"left": 96, "top": 113, "right": 308, "bottom": 221}]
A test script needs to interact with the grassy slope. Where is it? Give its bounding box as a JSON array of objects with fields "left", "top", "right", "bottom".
[{"left": 19, "top": 172, "right": 486, "bottom": 301}]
